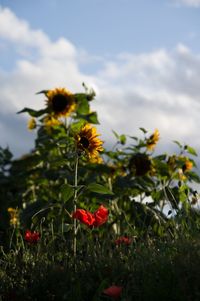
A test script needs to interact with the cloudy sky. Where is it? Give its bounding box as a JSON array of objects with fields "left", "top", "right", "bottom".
[{"left": 0, "top": 0, "right": 200, "bottom": 158}]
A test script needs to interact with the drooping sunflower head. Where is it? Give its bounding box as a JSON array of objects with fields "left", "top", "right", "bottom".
[
  {"left": 146, "top": 129, "right": 160, "bottom": 151},
  {"left": 129, "top": 153, "right": 152, "bottom": 176},
  {"left": 46, "top": 88, "right": 76, "bottom": 117},
  {"left": 76, "top": 124, "right": 104, "bottom": 162}
]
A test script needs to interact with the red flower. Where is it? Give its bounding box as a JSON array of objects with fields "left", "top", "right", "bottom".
[
  {"left": 72, "top": 209, "right": 95, "bottom": 227},
  {"left": 24, "top": 230, "right": 40, "bottom": 243},
  {"left": 103, "top": 285, "right": 123, "bottom": 299},
  {"left": 115, "top": 236, "right": 132, "bottom": 246},
  {"left": 93, "top": 205, "right": 109, "bottom": 227},
  {"left": 72, "top": 205, "right": 109, "bottom": 228}
]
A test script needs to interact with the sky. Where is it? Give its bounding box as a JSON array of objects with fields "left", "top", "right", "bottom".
[{"left": 0, "top": 0, "right": 200, "bottom": 159}]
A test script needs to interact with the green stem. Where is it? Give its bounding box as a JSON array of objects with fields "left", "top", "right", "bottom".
[{"left": 73, "top": 154, "right": 79, "bottom": 258}]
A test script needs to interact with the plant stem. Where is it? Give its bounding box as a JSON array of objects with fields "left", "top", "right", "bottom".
[{"left": 73, "top": 154, "right": 79, "bottom": 258}]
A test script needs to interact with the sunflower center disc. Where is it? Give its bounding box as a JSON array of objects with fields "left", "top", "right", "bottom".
[
  {"left": 52, "top": 94, "right": 69, "bottom": 112},
  {"left": 80, "top": 136, "right": 90, "bottom": 148}
]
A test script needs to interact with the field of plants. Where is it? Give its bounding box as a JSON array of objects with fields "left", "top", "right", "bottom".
[{"left": 1, "top": 84, "right": 200, "bottom": 300}]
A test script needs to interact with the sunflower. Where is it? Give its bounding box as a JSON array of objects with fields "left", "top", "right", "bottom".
[
  {"left": 76, "top": 124, "right": 104, "bottom": 162},
  {"left": 182, "top": 159, "right": 193, "bottom": 172},
  {"left": 27, "top": 118, "right": 36, "bottom": 130},
  {"left": 129, "top": 153, "right": 152, "bottom": 176},
  {"left": 43, "top": 115, "right": 62, "bottom": 134},
  {"left": 146, "top": 129, "right": 160, "bottom": 151},
  {"left": 46, "top": 88, "right": 76, "bottom": 117},
  {"left": 7, "top": 207, "right": 20, "bottom": 227}
]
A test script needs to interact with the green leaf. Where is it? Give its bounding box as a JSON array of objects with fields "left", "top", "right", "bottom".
[
  {"left": 119, "top": 134, "right": 126, "bottom": 145},
  {"left": 60, "top": 184, "right": 74, "bottom": 203},
  {"left": 86, "top": 112, "right": 99, "bottom": 124},
  {"left": 17, "top": 107, "right": 48, "bottom": 117},
  {"left": 75, "top": 112, "right": 99, "bottom": 124},
  {"left": 36, "top": 90, "right": 49, "bottom": 95},
  {"left": 87, "top": 183, "right": 114, "bottom": 195},
  {"left": 185, "top": 145, "right": 197, "bottom": 156},
  {"left": 112, "top": 130, "right": 119, "bottom": 139},
  {"left": 139, "top": 127, "right": 148, "bottom": 134},
  {"left": 76, "top": 98, "right": 89, "bottom": 114},
  {"left": 71, "top": 120, "right": 86, "bottom": 133},
  {"left": 173, "top": 140, "right": 182, "bottom": 148},
  {"left": 75, "top": 93, "right": 88, "bottom": 103}
]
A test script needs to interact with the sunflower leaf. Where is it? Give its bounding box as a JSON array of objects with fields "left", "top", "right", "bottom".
[
  {"left": 36, "top": 90, "right": 49, "bottom": 95},
  {"left": 185, "top": 145, "right": 197, "bottom": 156},
  {"left": 76, "top": 98, "right": 90, "bottom": 114},
  {"left": 86, "top": 112, "right": 99, "bottom": 124},
  {"left": 17, "top": 107, "right": 48, "bottom": 117},
  {"left": 139, "top": 127, "right": 148, "bottom": 134},
  {"left": 87, "top": 183, "right": 114, "bottom": 195},
  {"left": 60, "top": 184, "right": 74, "bottom": 203},
  {"left": 75, "top": 112, "right": 99, "bottom": 124}
]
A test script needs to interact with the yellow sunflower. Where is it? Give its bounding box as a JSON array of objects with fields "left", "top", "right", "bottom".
[
  {"left": 76, "top": 124, "right": 104, "bottom": 162},
  {"left": 46, "top": 88, "right": 76, "bottom": 117},
  {"left": 27, "top": 118, "right": 37, "bottom": 130},
  {"left": 43, "top": 115, "right": 62, "bottom": 134},
  {"left": 146, "top": 129, "right": 160, "bottom": 151},
  {"left": 7, "top": 207, "right": 20, "bottom": 227},
  {"left": 182, "top": 159, "right": 193, "bottom": 172}
]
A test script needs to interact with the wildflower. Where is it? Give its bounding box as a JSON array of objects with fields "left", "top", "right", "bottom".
[
  {"left": 46, "top": 87, "right": 76, "bottom": 117},
  {"left": 75, "top": 124, "right": 104, "bottom": 162},
  {"left": 72, "top": 209, "right": 95, "bottom": 227},
  {"left": 27, "top": 118, "right": 36, "bottom": 130},
  {"left": 93, "top": 205, "right": 109, "bottom": 227},
  {"left": 146, "top": 129, "right": 160, "bottom": 151},
  {"left": 182, "top": 159, "right": 193, "bottom": 172},
  {"left": 115, "top": 236, "right": 132, "bottom": 246},
  {"left": 103, "top": 285, "right": 123, "bottom": 299},
  {"left": 72, "top": 205, "right": 109, "bottom": 228},
  {"left": 24, "top": 230, "right": 40, "bottom": 244},
  {"left": 7, "top": 208, "right": 19, "bottom": 227},
  {"left": 129, "top": 153, "right": 152, "bottom": 176}
]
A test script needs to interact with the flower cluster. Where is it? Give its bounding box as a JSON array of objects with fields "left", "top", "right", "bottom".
[
  {"left": 72, "top": 205, "right": 109, "bottom": 228},
  {"left": 24, "top": 230, "right": 40, "bottom": 244}
]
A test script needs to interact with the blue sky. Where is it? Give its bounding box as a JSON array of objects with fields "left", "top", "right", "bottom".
[{"left": 0, "top": 0, "right": 200, "bottom": 157}]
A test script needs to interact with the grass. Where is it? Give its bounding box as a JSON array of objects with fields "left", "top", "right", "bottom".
[{"left": 1, "top": 234, "right": 200, "bottom": 300}]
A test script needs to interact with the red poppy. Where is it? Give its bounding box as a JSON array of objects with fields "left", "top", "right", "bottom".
[
  {"left": 115, "top": 236, "right": 132, "bottom": 246},
  {"left": 72, "top": 209, "right": 95, "bottom": 227},
  {"left": 93, "top": 205, "right": 109, "bottom": 227},
  {"left": 24, "top": 230, "right": 40, "bottom": 243},
  {"left": 72, "top": 205, "right": 109, "bottom": 228},
  {"left": 103, "top": 285, "right": 123, "bottom": 299}
]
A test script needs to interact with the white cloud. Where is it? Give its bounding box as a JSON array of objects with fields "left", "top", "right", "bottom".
[
  {"left": 172, "top": 0, "right": 200, "bottom": 7},
  {"left": 0, "top": 6, "right": 200, "bottom": 160}
]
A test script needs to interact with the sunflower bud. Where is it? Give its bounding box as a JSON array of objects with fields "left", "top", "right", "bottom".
[{"left": 27, "top": 118, "right": 37, "bottom": 130}]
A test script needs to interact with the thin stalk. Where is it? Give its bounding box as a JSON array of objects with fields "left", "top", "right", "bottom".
[{"left": 73, "top": 154, "right": 79, "bottom": 258}]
